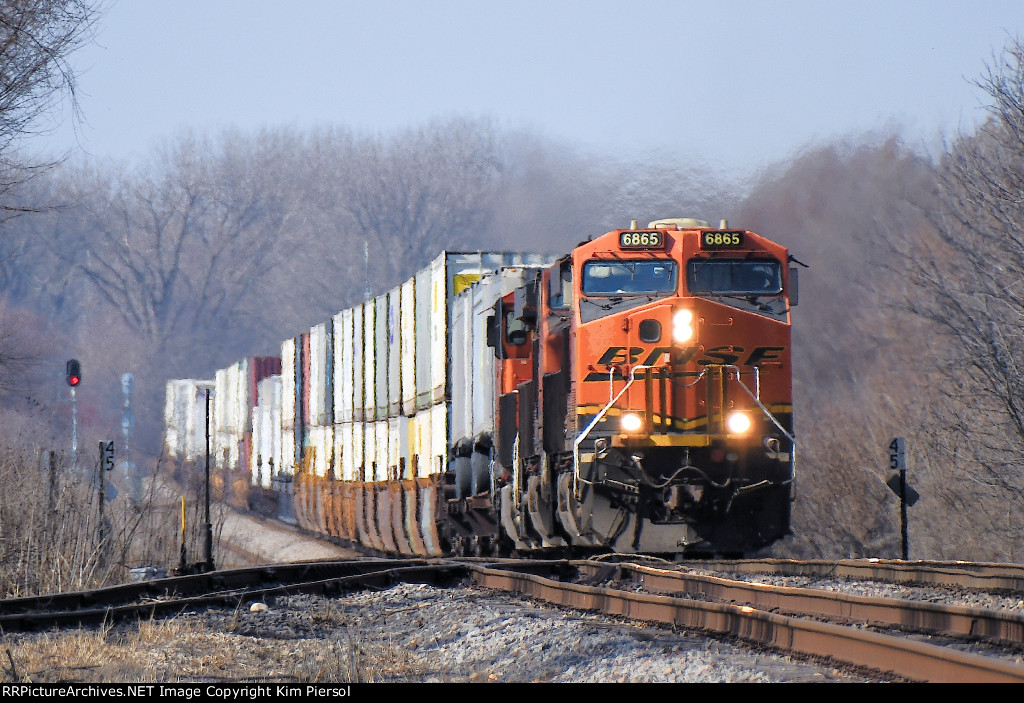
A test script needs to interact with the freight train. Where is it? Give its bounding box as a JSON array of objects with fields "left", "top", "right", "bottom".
[{"left": 164, "top": 218, "right": 798, "bottom": 557}]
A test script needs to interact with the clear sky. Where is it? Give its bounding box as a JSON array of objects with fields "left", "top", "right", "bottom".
[{"left": 35, "top": 0, "right": 1024, "bottom": 176}]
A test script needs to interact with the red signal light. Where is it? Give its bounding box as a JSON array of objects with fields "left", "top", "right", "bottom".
[{"left": 66, "top": 359, "right": 82, "bottom": 387}]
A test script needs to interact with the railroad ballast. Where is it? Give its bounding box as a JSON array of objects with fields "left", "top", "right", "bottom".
[{"left": 165, "top": 218, "right": 798, "bottom": 556}]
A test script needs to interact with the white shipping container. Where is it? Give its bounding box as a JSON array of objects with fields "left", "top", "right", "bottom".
[
  {"left": 400, "top": 278, "right": 416, "bottom": 415},
  {"left": 186, "top": 381, "right": 214, "bottom": 462},
  {"left": 338, "top": 308, "right": 354, "bottom": 423},
  {"left": 309, "top": 425, "right": 333, "bottom": 478},
  {"left": 449, "top": 293, "right": 473, "bottom": 444},
  {"left": 164, "top": 380, "right": 189, "bottom": 460},
  {"left": 250, "top": 405, "right": 264, "bottom": 486},
  {"left": 238, "top": 360, "right": 251, "bottom": 434},
  {"left": 337, "top": 423, "right": 353, "bottom": 481},
  {"left": 164, "top": 379, "right": 214, "bottom": 462},
  {"left": 308, "top": 322, "right": 328, "bottom": 427},
  {"left": 253, "top": 375, "right": 282, "bottom": 488},
  {"left": 363, "top": 301, "right": 375, "bottom": 422},
  {"left": 214, "top": 363, "right": 245, "bottom": 471},
  {"left": 430, "top": 402, "right": 447, "bottom": 477},
  {"left": 388, "top": 416, "right": 410, "bottom": 479},
  {"left": 471, "top": 280, "right": 499, "bottom": 440},
  {"left": 163, "top": 380, "right": 182, "bottom": 458},
  {"left": 417, "top": 251, "right": 559, "bottom": 415},
  {"left": 429, "top": 255, "right": 447, "bottom": 405},
  {"left": 280, "top": 337, "right": 297, "bottom": 476},
  {"left": 269, "top": 377, "right": 282, "bottom": 482},
  {"left": 449, "top": 266, "right": 543, "bottom": 446},
  {"left": 249, "top": 380, "right": 263, "bottom": 487},
  {"left": 374, "top": 293, "right": 388, "bottom": 420},
  {"left": 353, "top": 303, "right": 364, "bottom": 422},
  {"left": 375, "top": 420, "right": 389, "bottom": 482},
  {"left": 414, "top": 266, "right": 432, "bottom": 411},
  {"left": 387, "top": 286, "right": 402, "bottom": 416},
  {"left": 363, "top": 420, "right": 376, "bottom": 482},
  {"left": 214, "top": 366, "right": 230, "bottom": 434},
  {"left": 411, "top": 409, "right": 431, "bottom": 478}
]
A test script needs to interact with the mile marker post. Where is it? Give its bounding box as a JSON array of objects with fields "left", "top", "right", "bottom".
[{"left": 885, "top": 438, "right": 920, "bottom": 560}]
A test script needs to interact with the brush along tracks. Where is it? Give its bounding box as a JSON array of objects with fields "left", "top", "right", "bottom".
[{"left": 2, "top": 557, "right": 1024, "bottom": 682}]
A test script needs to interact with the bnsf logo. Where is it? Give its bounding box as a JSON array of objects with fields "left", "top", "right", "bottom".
[{"left": 583, "top": 345, "right": 785, "bottom": 381}]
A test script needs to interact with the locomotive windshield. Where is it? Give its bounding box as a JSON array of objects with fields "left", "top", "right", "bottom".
[
  {"left": 687, "top": 259, "right": 782, "bottom": 295},
  {"left": 582, "top": 260, "right": 677, "bottom": 297}
]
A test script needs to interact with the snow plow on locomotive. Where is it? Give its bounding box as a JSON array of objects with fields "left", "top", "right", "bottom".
[{"left": 165, "top": 218, "right": 797, "bottom": 558}]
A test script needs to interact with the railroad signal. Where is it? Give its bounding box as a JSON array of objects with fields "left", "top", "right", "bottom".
[{"left": 66, "top": 359, "right": 82, "bottom": 387}]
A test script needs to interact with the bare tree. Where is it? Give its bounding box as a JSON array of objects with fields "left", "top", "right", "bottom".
[
  {"left": 332, "top": 119, "right": 505, "bottom": 283},
  {"left": 0, "top": 299, "right": 48, "bottom": 394},
  {"left": 865, "top": 37, "right": 1024, "bottom": 559},
  {"left": 731, "top": 139, "right": 943, "bottom": 558},
  {"left": 902, "top": 39, "right": 1024, "bottom": 488},
  {"left": 0, "top": 0, "right": 99, "bottom": 214},
  {"left": 55, "top": 132, "right": 293, "bottom": 354}
]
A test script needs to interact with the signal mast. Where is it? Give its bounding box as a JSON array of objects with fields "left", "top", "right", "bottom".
[{"left": 66, "top": 359, "right": 81, "bottom": 468}]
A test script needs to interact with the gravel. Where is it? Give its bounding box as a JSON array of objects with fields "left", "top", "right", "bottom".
[{"left": 188, "top": 582, "right": 884, "bottom": 683}]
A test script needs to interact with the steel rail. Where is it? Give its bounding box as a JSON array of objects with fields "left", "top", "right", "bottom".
[
  {"left": 599, "top": 562, "right": 1024, "bottom": 645},
  {"left": 0, "top": 563, "right": 470, "bottom": 632},
  {"left": 470, "top": 563, "right": 1024, "bottom": 683},
  {"left": 682, "top": 558, "right": 1024, "bottom": 592},
  {"left": 0, "top": 559, "right": 453, "bottom": 627}
]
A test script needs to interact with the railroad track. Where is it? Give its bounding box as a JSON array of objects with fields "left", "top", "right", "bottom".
[
  {"left": 0, "top": 559, "right": 466, "bottom": 631},
  {"left": 682, "top": 557, "right": 1024, "bottom": 592},
  {"left": 2, "top": 557, "right": 1023, "bottom": 682}
]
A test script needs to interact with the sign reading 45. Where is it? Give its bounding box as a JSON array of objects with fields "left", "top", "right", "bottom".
[
  {"left": 888, "top": 437, "right": 905, "bottom": 471},
  {"left": 100, "top": 439, "right": 115, "bottom": 472}
]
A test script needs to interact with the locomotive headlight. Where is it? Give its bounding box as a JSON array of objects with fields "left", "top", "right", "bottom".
[
  {"left": 621, "top": 412, "right": 643, "bottom": 432},
  {"left": 726, "top": 412, "right": 751, "bottom": 434},
  {"left": 673, "top": 309, "right": 694, "bottom": 342}
]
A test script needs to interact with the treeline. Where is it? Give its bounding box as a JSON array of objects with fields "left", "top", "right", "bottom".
[
  {"left": 0, "top": 121, "right": 734, "bottom": 445},
  {"left": 2, "top": 39, "right": 1024, "bottom": 562}
]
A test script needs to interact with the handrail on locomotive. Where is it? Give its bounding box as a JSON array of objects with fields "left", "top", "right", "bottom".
[{"left": 572, "top": 362, "right": 796, "bottom": 501}]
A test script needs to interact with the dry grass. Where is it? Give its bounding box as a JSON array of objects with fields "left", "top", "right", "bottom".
[
  {"left": 0, "top": 444, "right": 235, "bottom": 598},
  {"left": 0, "top": 596, "right": 434, "bottom": 683},
  {"left": 0, "top": 444, "right": 424, "bottom": 683},
  {"left": 0, "top": 443, "right": 444, "bottom": 683}
]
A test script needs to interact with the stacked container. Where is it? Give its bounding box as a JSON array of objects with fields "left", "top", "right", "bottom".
[
  {"left": 209, "top": 356, "right": 281, "bottom": 475},
  {"left": 165, "top": 250, "right": 557, "bottom": 553},
  {"left": 448, "top": 266, "right": 543, "bottom": 496},
  {"left": 250, "top": 375, "right": 282, "bottom": 488},
  {"left": 163, "top": 379, "right": 214, "bottom": 463}
]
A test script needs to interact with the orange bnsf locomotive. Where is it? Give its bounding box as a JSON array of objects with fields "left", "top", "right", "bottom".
[
  {"left": 451, "top": 217, "right": 796, "bottom": 556},
  {"left": 165, "top": 218, "right": 797, "bottom": 557}
]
